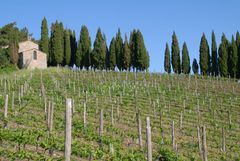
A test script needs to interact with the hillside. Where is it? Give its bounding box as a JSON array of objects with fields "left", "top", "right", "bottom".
[{"left": 0, "top": 68, "right": 240, "bottom": 160}]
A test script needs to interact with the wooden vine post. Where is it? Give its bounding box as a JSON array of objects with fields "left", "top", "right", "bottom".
[
  {"left": 160, "top": 110, "right": 164, "bottom": 144},
  {"left": 197, "top": 126, "right": 203, "bottom": 160},
  {"left": 49, "top": 102, "right": 54, "bottom": 132},
  {"left": 136, "top": 110, "right": 142, "bottom": 149},
  {"left": 4, "top": 94, "right": 8, "bottom": 118},
  {"left": 202, "top": 125, "right": 208, "bottom": 161},
  {"left": 172, "top": 121, "right": 175, "bottom": 150},
  {"left": 180, "top": 111, "right": 183, "bottom": 130},
  {"left": 222, "top": 127, "right": 226, "bottom": 152},
  {"left": 11, "top": 91, "right": 15, "bottom": 109},
  {"left": 111, "top": 105, "right": 114, "bottom": 126},
  {"left": 83, "top": 102, "right": 86, "bottom": 128},
  {"left": 146, "top": 117, "right": 152, "bottom": 161},
  {"left": 46, "top": 101, "right": 51, "bottom": 129},
  {"left": 99, "top": 109, "right": 103, "bottom": 137},
  {"left": 64, "top": 98, "right": 72, "bottom": 161}
]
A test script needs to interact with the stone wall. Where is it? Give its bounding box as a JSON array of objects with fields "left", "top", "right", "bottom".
[
  {"left": 22, "top": 49, "right": 47, "bottom": 69},
  {"left": 18, "top": 40, "right": 47, "bottom": 69},
  {"left": 19, "top": 41, "right": 39, "bottom": 53}
]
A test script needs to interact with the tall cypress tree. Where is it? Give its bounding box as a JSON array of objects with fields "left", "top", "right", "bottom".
[
  {"left": 76, "top": 26, "right": 91, "bottom": 69},
  {"left": 122, "top": 34, "right": 131, "bottom": 70},
  {"left": 211, "top": 31, "right": 218, "bottom": 76},
  {"left": 49, "top": 23, "right": 55, "bottom": 65},
  {"left": 64, "top": 30, "right": 71, "bottom": 66},
  {"left": 164, "top": 43, "right": 171, "bottom": 73},
  {"left": 92, "top": 28, "right": 106, "bottom": 70},
  {"left": 103, "top": 33, "right": 109, "bottom": 70},
  {"left": 218, "top": 33, "right": 228, "bottom": 77},
  {"left": 70, "top": 30, "right": 77, "bottom": 66},
  {"left": 40, "top": 17, "right": 49, "bottom": 64},
  {"left": 129, "top": 30, "right": 137, "bottom": 70},
  {"left": 192, "top": 58, "right": 199, "bottom": 74},
  {"left": 108, "top": 38, "right": 116, "bottom": 70},
  {"left": 8, "top": 28, "right": 19, "bottom": 65},
  {"left": 182, "top": 42, "right": 190, "bottom": 74},
  {"left": 228, "top": 35, "right": 238, "bottom": 78},
  {"left": 171, "top": 32, "right": 181, "bottom": 74},
  {"left": 50, "top": 21, "right": 64, "bottom": 66},
  {"left": 59, "top": 22, "right": 65, "bottom": 64},
  {"left": 115, "top": 29, "right": 123, "bottom": 71},
  {"left": 236, "top": 32, "right": 240, "bottom": 78},
  {"left": 199, "top": 33, "right": 210, "bottom": 75},
  {"left": 135, "top": 30, "right": 149, "bottom": 71}
]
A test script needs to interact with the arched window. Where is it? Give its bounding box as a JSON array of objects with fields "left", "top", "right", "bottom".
[{"left": 33, "top": 51, "right": 37, "bottom": 60}]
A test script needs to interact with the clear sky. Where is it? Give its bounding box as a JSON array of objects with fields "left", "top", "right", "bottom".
[{"left": 0, "top": 0, "right": 239, "bottom": 72}]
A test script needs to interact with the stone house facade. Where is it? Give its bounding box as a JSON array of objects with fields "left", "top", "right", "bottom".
[{"left": 18, "top": 40, "right": 47, "bottom": 69}]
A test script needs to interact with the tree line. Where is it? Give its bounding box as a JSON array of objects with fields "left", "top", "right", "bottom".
[
  {"left": 0, "top": 19, "right": 239, "bottom": 78},
  {"left": 40, "top": 18, "right": 149, "bottom": 71},
  {"left": 164, "top": 31, "right": 240, "bottom": 78}
]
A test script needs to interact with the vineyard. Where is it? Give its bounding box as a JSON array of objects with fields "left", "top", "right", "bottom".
[{"left": 0, "top": 68, "right": 240, "bottom": 160}]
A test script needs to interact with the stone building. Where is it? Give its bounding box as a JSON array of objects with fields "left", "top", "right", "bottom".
[{"left": 18, "top": 40, "right": 47, "bottom": 69}]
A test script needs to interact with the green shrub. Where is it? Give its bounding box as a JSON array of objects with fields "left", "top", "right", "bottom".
[
  {"left": 0, "top": 64, "right": 17, "bottom": 74},
  {"left": 0, "top": 48, "right": 10, "bottom": 68},
  {"left": 156, "top": 148, "right": 178, "bottom": 161}
]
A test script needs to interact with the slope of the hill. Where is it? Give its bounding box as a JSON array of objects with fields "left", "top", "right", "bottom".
[{"left": 0, "top": 68, "right": 239, "bottom": 160}]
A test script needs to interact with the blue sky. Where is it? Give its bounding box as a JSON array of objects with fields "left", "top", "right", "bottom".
[{"left": 0, "top": 0, "right": 239, "bottom": 72}]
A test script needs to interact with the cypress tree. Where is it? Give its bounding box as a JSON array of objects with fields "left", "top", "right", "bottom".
[
  {"left": 49, "top": 23, "right": 55, "bottom": 65},
  {"left": 228, "top": 35, "right": 238, "bottom": 78},
  {"left": 40, "top": 17, "right": 49, "bottom": 64},
  {"left": 218, "top": 33, "right": 228, "bottom": 77},
  {"left": 59, "top": 22, "right": 65, "bottom": 63},
  {"left": 76, "top": 26, "right": 91, "bottom": 69},
  {"left": 70, "top": 30, "right": 77, "bottom": 66},
  {"left": 171, "top": 32, "right": 181, "bottom": 74},
  {"left": 50, "top": 21, "right": 64, "bottom": 66},
  {"left": 105, "top": 44, "right": 110, "bottom": 70},
  {"left": 122, "top": 34, "right": 131, "bottom": 70},
  {"left": 103, "top": 33, "right": 109, "bottom": 70},
  {"left": 211, "top": 31, "right": 218, "bottom": 76},
  {"left": 115, "top": 29, "right": 123, "bottom": 70},
  {"left": 92, "top": 28, "right": 106, "bottom": 70},
  {"left": 82, "top": 26, "right": 92, "bottom": 70},
  {"left": 182, "top": 42, "right": 190, "bottom": 74},
  {"left": 108, "top": 38, "right": 116, "bottom": 70},
  {"left": 199, "top": 33, "right": 210, "bottom": 75},
  {"left": 129, "top": 30, "right": 137, "bottom": 70},
  {"left": 135, "top": 30, "right": 149, "bottom": 71},
  {"left": 192, "top": 58, "right": 199, "bottom": 74},
  {"left": 236, "top": 32, "right": 240, "bottom": 78},
  {"left": 8, "top": 28, "right": 19, "bottom": 65},
  {"left": 64, "top": 30, "right": 71, "bottom": 66},
  {"left": 164, "top": 43, "right": 171, "bottom": 73}
]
